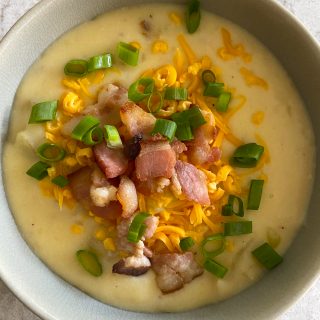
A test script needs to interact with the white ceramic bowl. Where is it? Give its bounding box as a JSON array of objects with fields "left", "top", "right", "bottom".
[{"left": 0, "top": 1, "right": 319, "bottom": 319}]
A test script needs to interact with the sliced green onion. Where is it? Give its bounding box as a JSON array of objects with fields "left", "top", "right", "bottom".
[
  {"left": 151, "top": 119, "right": 177, "bottom": 141},
  {"left": 204, "top": 259, "right": 228, "bottom": 278},
  {"left": 127, "top": 212, "right": 150, "bottom": 243},
  {"left": 203, "top": 82, "right": 224, "bottom": 97},
  {"left": 71, "top": 116, "right": 100, "bottom": 141},
  {"left": 171, "top": 106, "right": 206, "bottom": 129},
  {"left": 230, "top": 143, "right": 264, "bottom": 168},
  {"left": 88, "top": 53, "right": 112, "bottom": 72},
  {"left": 179, "top": 237, "right": 195, "bottom": 251},
  {"left": 164, "top": 87, "right": 188, "bottom": 101},
  {"left": 185, "top": 106, "right": 206, "bottom": 129},
  {"left": 51, "top": 175, "right": 69, "bottom": 188},
  {"left": 216, "top": 92, "right": 232, "bottom": 112},
  {"left": 175, "top": 123, "right": 194, "bottom": 141},
  {"left": 252, "top": 243, "right": 283, "bottom": 270},
  {"left": 247, "top": 179, "right": 264, "bottom": 210},
  {"left": 147, "top": 91, "right": 163, "bottom": 114},
  {"left": 83, "top": 126, "right": 103, "bottom": 146},
  {"left": 76, "top": 250, "right": 103, "bottom": 277},
  {"left": 222, "top": 195, "right": 244, "bottom": 217},
  {"left": 201, "top": 233, "right": 226, "bottom": 259},
  {"left": 128, "top": 78, "right": 154, "bottom": 102},
  {"left": 117, "top": 42, "right": 140, "bottom": 66},
  {"left": 186, "top": 0, "right": 201, "bottom": 34},
  {"left": 64, "top": 59, "right": 88, "bottom": 77},
  {"left": 26, "top": 161, "right": 50, "bottom": 180},
  {"left": 224, "top": 221, "right": 252, "bottom": 236},
  {"left": 202, "top": 70, "right": 216, "bottom": 84},
  {"left": 36, "top": 143, "right": 66, "bottom": 162},
  {"left": 28, "top": 101, "right": 58, "bottom": 123},
  {"left": 104, "top": 125, "right": 123, "bottom": 149}
]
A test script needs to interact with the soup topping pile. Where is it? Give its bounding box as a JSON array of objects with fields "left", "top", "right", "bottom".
[{"left": 24, "top": 0, "right": 283, "bottom": 294}]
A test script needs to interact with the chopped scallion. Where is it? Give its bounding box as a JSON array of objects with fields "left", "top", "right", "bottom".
[
  {"left": 71, "top": 116, "right": 100, "bottom": 141},
  {"left": 147, "top": 91, "right": 163, "bottom": 113},
  {"left": 128, "top": 78, "right": 154, "bottom": 102},
  {"left": 104, "top": 125, "right": 123, "bottom": 149},
  {"left": 252, "top": 243, "right": 283, "bottom": 270},
  {"left": 171, "top": 105, "right": 206, "bottom": 129},
  {"left": 247, "top": 179, "right": 264, "bottom": 210},
  {"left": 179, "top": 237, "right": 195, "bottom": 251},
  {"left": 151, "top": 119, "right": 177, "bottom": 141},
  {"left": 83, "top": 126, "right": 103, "bottom": 146},
  {"left": 203, "top": 82, "right": 224, "bottom": 97},
  {"left": 88, "top": 53, "right": 112, "bottom": 72},
  {"left": 164, "top": 87, "right": 188, "bottom": 101},
  {"left": 76, "top": 250, "right": 103, "bottom": 277},
  {"left": 127, "top": 212, "right": 150, "bottom": 243},
  {"left": 201, "top": 70, "right": 216, "bottom": 84},
  {"left": 230, "top": 143, "right": 264, "bottom": 168},
  {"left": 117, "top": 42, "right": 140, "bottom": 66},
  {"left": 26, "top": 161, "right": 50, "bottom": 180},
  {"left": 36, "top": 143, "right": 66, "bottom": 162},
  {"left": 222, "top": 195, "right": 244, "bottom": 217},
  {"left": 224, "top": 221, "right": 252, "bottom": 236},
  {"left": 175, "top": 123, "right": 194, "bottom": 141},
  {"left": 64, "top": 59, "right": 88, "bottom": 77},
  {"left": 28, "top": 101, "right": 58, "bottom": 124},
  {"left": 201, "top": 233, "right": 225, "bottom": 259},
  {"left": 186, "top": 0, "right": 201, "bottom": 34},
  {"left": 216, "top": 92, "right": 232, "bottom": 112},
  {"left": 204, "top": 259, "right": 228, "bottom": 278},
  {"left": 51, "top": 175, "right": 69, "bottom": 188}
]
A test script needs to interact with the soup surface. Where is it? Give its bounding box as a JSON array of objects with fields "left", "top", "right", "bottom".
[{"left": 3, "top": 3, "right": 315, "bottom": 312}]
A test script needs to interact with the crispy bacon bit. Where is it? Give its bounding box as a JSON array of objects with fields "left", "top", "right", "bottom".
[
  {"left": 93, "top": 142, "right": 128, "bottom": 179},
  {"left": 175, "top": 160, "right": 210, "bottom": 205},
  {"left": 187, "top": 124, "right": 221, "bottom": 166},
  {"left": 120, "top": 101, "right": 156, "bottom": 137},
  {"left": 171, "top": 139, "right": 187, "bottom": 156},
  {"left": 84, "top": 84, "right": 128, "bottom": 115},
  {"left": 135, "top": 137, "right": 176, "bottom": 181},
  {"left": 152, "top": 252, "right": 203, "bottom": 293},
  {"left": 117, "top": 176, "right": 138, "bottom": 218},
  {"left": 68, "top": 167, "right": 121, "bottom": 219},
  {"left": 171, "top": 169, "right": 182, "bottom": 196},
  {"left": 113, "top": 240, "right": 151, "bottom": 276},
  {"left": 143, "top": 216, "right": 159, "bottom": 239}
]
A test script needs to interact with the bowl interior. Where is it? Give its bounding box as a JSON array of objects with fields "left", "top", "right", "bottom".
[{"left": 0, "top": 0, "right": 319, "bottom": 319}]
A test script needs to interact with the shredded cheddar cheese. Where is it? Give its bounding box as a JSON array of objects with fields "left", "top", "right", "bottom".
[
  {"left": 169, "top": 12, "right": 182, "bottom": 25},
  {"left": 251, "top": 111, "right": 265, "bottom": 125},
  {"left": 152, "top": 40, "right": 169, "bottom": 53},
  {"left": 240, "top": 67, "right": 269, "bottom": 90},
  {"left": 218, "top": 27, "right": 252, "bottom": 63}
]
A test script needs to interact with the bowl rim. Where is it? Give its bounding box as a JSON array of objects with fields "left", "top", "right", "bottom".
[{"left": 0, "top": 0, "right": 319, "bottom": 319}]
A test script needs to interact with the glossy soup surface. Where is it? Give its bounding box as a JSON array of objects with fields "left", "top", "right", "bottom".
[{"left": 3, "top": 3, "right": 315, "bottom": 312}]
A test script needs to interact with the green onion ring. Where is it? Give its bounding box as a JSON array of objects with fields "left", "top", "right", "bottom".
[
  {"left": 147, "top": 91, "right": 164, "bottom": 114},
  {"left": 201, "top": 233, "right": 226, "bottom": 259},
  {"left": 82, "top": 126, "right": 103, "bottom": 146},
  {"left": 64, "top": 59, "right": 88, "bottom": 77},
  {"left": 36, "top": 143, "right": 66, "bottom": 162}
]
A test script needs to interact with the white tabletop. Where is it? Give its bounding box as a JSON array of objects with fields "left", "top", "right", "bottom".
[{"left": 0, "top": 0, "right": 319, "bottom": 319}]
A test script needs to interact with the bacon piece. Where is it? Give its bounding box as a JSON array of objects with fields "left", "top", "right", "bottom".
[
  {"left": 175, "top": 160, "right": 210, "bottom": 205},
  {"left": 152, "top": 252, "right": 203, "bottom": 293},
  {"left": 187, "top": 123, "right": 221, "bottom": 166},
  {"left": 113, "top": 240, "right": 151, "bottom": 276},
  {"left": 117, "top": 176, "right": 138, "bottom": 218},
  {"left": 134, "top": 175, "right": 170, "bottom": 196},
  {"left": 93, "top": 142, "right": 128, "bottom": 179},
  {"left": 120, "top": 101, "right": 156, "bottom": 137},
  {"left": 143, "top": 216, "right": 159, "bottom": 239},
  {"left": 84, "top": 83, "right": 128, "bottom": 114},
  {"left": 171, "top": 139, "right": 187, "bottom": 156},
  {"left": 68, "top": 167, "right": 121, "bottom": 219},
  {"left": 135, "top": 137, "right": 176, "bottom": 181}
]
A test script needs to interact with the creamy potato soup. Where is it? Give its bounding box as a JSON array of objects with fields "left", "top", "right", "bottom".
[{"left": 3, "top": 3, "right": 315, "bottom": 313}]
